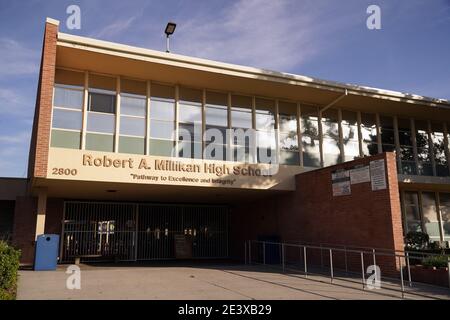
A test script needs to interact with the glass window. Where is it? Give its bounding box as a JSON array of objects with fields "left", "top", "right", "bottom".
[
  {"left": 231, "top": 95, "right": 252, "bottom": 129},
  {"left": 431, "top": 122, "right": 449, "bottom": 177},
  {"left": 380, "top": 115, "right": 395, "bottom": 152},
  {"left": 231, "top": 95, "right": 253, "bottom": 163},
  {"left": 149, "top": 139, "right": 175, "bottom": 157},
  {"left": 321, "top": 108, "right": 341, "bottom": 166},
  {"left": 150, "top": 84, "right": 176, "bottom": 157},
  {"left": 398, "top": 118, "right": 416, "bottom": 175},
  {"left": 150, "top": 120, "right": 175, "bottom": 140},
  {"left": 439, "top": 193, "right": 450, "bottom": 240},
  {"left": 86, "top": 133, "right": 114, "bottom": 152},
  {"left": 52, "top": 108, "right": 82, "bottom": 130},
  {"left": 421, "top": 192, "right": 441, "bottom": 241},
  {"left": 415, "top": 120, "right": 433, "bottom": 176},
  {"left": 279, "top": 101, "right": 299, "bottom": 165},
  {"left": 360, "top": 113, "right": 378, "bottom": 156},
  {"left": 179, "top": 123, "right": 202, "bottom": 142},
  {"left": 119, "top": 136, "right": 145, "bottom": 155},
  {"left": 255, "top": 98, "right": 275, "bottom": 164},
  {"left": 178, "top": 141, "right": 202, "bottom": 159},
  {"left": 403, "top": 191, "right": 422, "bottom": 233},
  {"left": 120, "top": 116, "right": 145, "bottom": 137},
  {"left": 205, "top": 91, "right": 228, "bottom": 161},
  {"left": 50, "top": 130, "right": 81, "bottom": 149},
  {"left": 52, "top": 76, "right": 83, "bottom": 149},
  {"left": 121, "top": 95, "right": 146, "bottom": 117},
  {"left": 206, "top": 104, "right": 227, "bottom": 127},
  {"left": 301, "top": 105, "right": 320, "bottom": 167},
  {"left": 89, "top": 92, "right": 116, "bottom": 114},
  {"left": 53, "top": 86, "right": 83, "bottom": 109},
  {"left": 178, "top": 87, "right": 202, "bottom": 159},
  {"left": 231, "top": 108, "right": 252, "bottom": 129},
  {"left": 341, "top": 110, "right": 359, "bottom": 162},
  {"left": 179, "top": 103, "right": 202, "bottom": 123},
  {"left": 151, "top": 98, "right": 175, "bottom": 120},
  {"left": 87, "top": 112, "right": 115, "bottom": 134},
  {"left": 119, "top": 92, "right": 147, "bottom": 146},
  {"left": 85, "top": 76, "right": 117, "bottom": 152}
]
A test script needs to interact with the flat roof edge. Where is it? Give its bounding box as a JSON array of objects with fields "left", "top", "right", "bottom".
[{"left": 57, "top": 32, "right": 450, "bottom": 109}]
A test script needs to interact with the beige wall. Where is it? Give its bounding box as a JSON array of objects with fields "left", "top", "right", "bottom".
[{"left": 46, "top": 148, "right": 305, "bottom": 190}]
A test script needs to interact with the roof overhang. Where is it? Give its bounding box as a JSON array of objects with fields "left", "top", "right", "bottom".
[{"left": 55, "top": 32, "right": 450, "bottom": 120}]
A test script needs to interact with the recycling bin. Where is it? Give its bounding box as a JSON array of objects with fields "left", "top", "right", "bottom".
[{"left": 34, "top": 234, "right": 60, "bottom": 271}]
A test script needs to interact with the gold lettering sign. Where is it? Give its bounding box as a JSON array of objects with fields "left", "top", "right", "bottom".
[{"left": 46, "top": 148, "right": 304, "bottom": 190}]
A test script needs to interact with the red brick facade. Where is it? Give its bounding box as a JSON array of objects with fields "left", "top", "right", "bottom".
[
  {"left": 12, "top": 197, "right": 37, "bottom": 265},
  {"left": 230, "top": 152, "right": 404, "bottom": 273},
  {"left": 13, "top": 197, "right": 63, "bottom": 264},
  {"left": 28, "top": 21, "right": 58, "bottom": 179}
]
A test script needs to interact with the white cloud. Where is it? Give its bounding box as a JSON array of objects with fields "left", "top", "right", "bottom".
[
  {"left": 173, "top": 0, "right": 358, "bottom": 72},
  {"left": 0, "top": 38, "right": 39, "bottom": 77},
  {"left": 0, "top": 131, "right": 30, "bottom": 177},
  {"left": 0, "top": 131, "right": 30, "bottom": 144},
  {"left": 0, "top": 87, "right": 34, "bottom": 116},
  {"left": 90, "top": 16, "right": 139, "bottom": 39}
]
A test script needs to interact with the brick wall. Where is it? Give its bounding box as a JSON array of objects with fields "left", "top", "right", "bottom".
[
  {"left": 12, "top": 197, "right": 63, "bottom": 264},
  {"left": 12, "top": 197, "right": 37, "bottom": 265},
  {"left": 230, "top": 152, "right": 404, "bottom": 274},
  {"left": 45, "top": 198, "right": 64, "bottom": 235},
  {"left": 28, "top": 21, "right": 58, "bottom": 179}
]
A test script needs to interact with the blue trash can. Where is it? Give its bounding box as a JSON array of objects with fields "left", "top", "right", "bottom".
[{"left": 34, "top": 234, "right": 60, "bottom": 271}]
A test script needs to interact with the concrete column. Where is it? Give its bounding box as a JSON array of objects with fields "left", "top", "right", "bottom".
[
  {"left": 376, "top": 113, "right": 382, "bottom": 154},
  {"left": 35, "top": 188, "right": 48, "bottom": 240},
  {"left": 145, "top": 81, "right": 151, "bottom": 155},
  {"left": 114, "top": 76, "right": 121, "bottom": 153},
  {"left": 81, "top": 71, "right": 89, "bottom": 149},
  {"left": 338, "top": 109, "right": 344, "bottom": 163},
  {"left": 297, "top": 103, "right": 303, "bottom": 167},
  {"left": 357, "top": 111, "right": 363, "bottom": 157},
  {"left": 274, "top": 100, "right": 280, "bottom": 165}
]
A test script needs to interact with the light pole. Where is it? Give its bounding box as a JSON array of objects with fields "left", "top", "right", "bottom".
[{"left": 165, "top": 22, "right": 176, "bottom": 53}]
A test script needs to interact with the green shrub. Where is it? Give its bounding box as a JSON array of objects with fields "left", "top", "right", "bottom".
[
  {"left": 421, "top": 255, "right": 449, "bottom": 269},
  {"left": 0, "top": 241, "right": 21, "bottom": 300},
  {"left": 405, "top": 231, "right": 429, "bottom": 250}
]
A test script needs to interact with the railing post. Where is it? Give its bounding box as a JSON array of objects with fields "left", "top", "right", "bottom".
[
  {"left": 320, "top": 244, "right": 323, "bottom": 269},
  {"left": 406, "top": 251, "right": 412, "bottom": 287},
  {"left": 282, "top": 243, "right": 285, "bottom": 272},
  {"left": 329, "top": 249, "right": 334, "bottom": 283},
  {"left": 263, "top": 242, "right": 266, "bottom": 265},
  {"left": 447, "top": 257, "right": 450, "bottom": 289},
  {"left": 304, "top": 246, "right": 308, "bottom": 278},
  {"left": 399, "top": 256, "right": 405, "bottom": 299},
  {"left": 372, "top": 248, "right": 377, "bottom": 282},
  {"left": 244, "top": 241, "right": 247, "bottom": 265},
  {"left": 360, "top": 252, "right": 365, "bottom": 289},
  {"left": 249, "top": 241, "right": 252, "bottom": 265},
  {"left": 344, "top": 246, "right": 348, "bottom": 274}
]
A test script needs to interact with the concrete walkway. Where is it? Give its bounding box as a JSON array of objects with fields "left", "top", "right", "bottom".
[{"left": 17, "top": 263, "right": 450, "bottom": 300}]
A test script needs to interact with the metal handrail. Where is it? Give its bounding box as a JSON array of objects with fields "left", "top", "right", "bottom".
[
  {"left": 289, "top": 239, "right": 448, "bottom": 257},
  {"left": 244, "top": 240, "right": 450, "bottom": 299}
]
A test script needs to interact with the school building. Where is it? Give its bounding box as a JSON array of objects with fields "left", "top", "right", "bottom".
[{"left": 1, "top": 18, "right": 450, "bottom": 266}]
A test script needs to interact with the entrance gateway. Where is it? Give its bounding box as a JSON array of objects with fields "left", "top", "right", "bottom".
[{"left": 60, "top": 201, "right": 229, "bottom": 263}]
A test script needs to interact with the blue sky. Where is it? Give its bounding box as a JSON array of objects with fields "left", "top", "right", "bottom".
[{"left": 0, "top": 0, "right": 449, "bottom": 177}]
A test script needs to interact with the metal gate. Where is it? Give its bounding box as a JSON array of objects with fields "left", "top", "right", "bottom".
[{"left": 61, "top": 201, "right": 228, "bottom": 263}]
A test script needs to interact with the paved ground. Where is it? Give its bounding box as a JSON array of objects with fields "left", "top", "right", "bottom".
[{"left": 17, "top": 262, "right": 450, "bottom": 300}]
